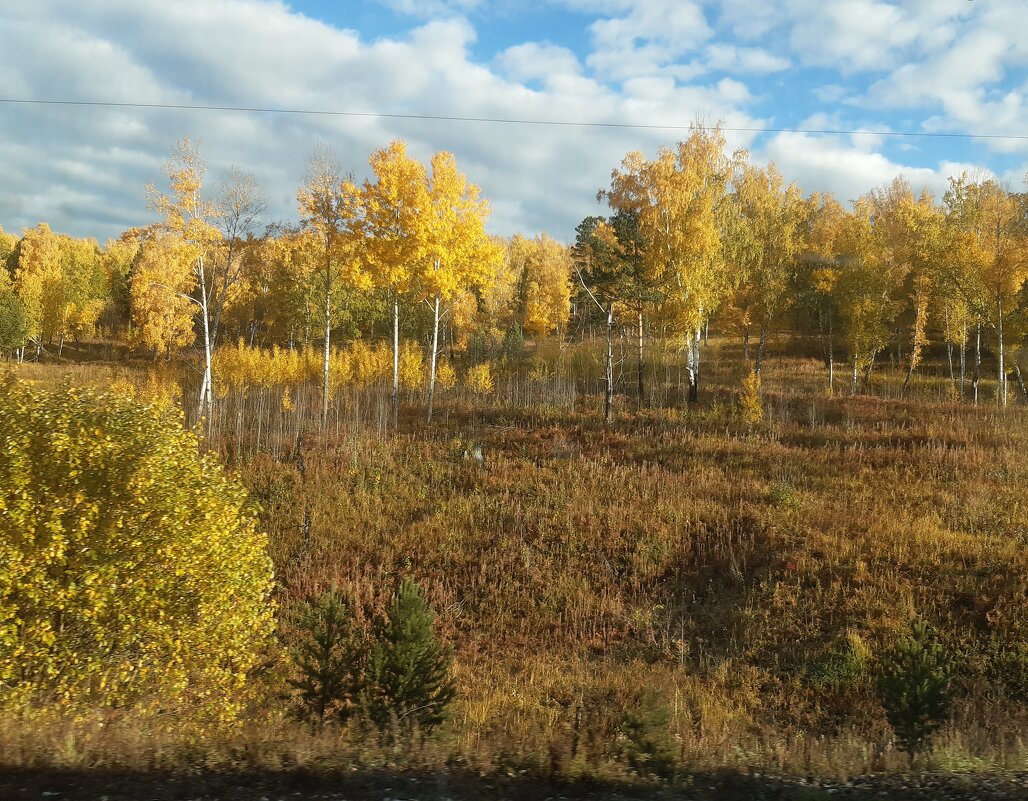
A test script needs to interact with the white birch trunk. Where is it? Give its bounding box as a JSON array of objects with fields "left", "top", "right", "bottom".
[
  {"left": 321, "top": 240, "right": 331, "bottom": 430},
  {"left": 392, "top": 290, "right": 400, "bottom": 430},
  {"left": 604, "top": 307, "right": 613, "bottom": 422},
  {"left": 972, "top": 324, "right": 981, "bottom": 407},
  {"left": 998, "top": 294, "right": 1006, "bottom": 407},
  {"left": 197, "top": 253, "right": 214, "bottom": 434},
  {"left": 427, "top": 293, "right": 441, "bottom": 423}
]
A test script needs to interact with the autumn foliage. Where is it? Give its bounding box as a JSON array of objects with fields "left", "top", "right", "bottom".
[{"left": 0, "top": 379, "right": 275, "bottom": 721}]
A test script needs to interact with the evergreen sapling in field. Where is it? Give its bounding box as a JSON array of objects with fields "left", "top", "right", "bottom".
[
  {"left": 878, "top": 618, "right": 954, "bottom": 762},
  {"left": 289, "top": 589, "right": 361, "bottom": 725},
  {"left": 361, "top": 579, "right": 455, "bottom": 733}
]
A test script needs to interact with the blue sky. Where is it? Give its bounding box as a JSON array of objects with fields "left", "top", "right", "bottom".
[{"left": 1, "top": 0, "right": 1026, "bottom": 243}]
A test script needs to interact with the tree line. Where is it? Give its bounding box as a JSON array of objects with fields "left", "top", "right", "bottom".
[{"left": 2, "top": 126, "right": 1027, "bottom": 423}]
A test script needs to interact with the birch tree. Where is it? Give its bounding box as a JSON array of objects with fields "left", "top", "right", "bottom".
[
  {"left": 607, "top": 127, "right": 739, "bottom": 402},
  {"left": 513, "top": 234, "right": 573, "bottom": 340},
  {"left": 418, "top": 151, "right": 499, "bottom": 423},
  {"left": 572, "top": 213, "right": 642, "bottom": 420},
  {"left": 209, "top": 167, "right": 266, "bottom": 349},
  {"left": 297, "top": 145, "right": 371, "bottom": 428},
  {"left": 12, "top": 224, "right": 105, "bottom": 357},
  {"left": 361, "top": 140, "right": 426, "bottom": 428},
  {"left": 730, "top": 161, "right": 804, "bottom": 376},
  {"left": 943, "top": 174, "right": 1028, "bottom": 406},
  {"left": 832, "top": 196, "right": 904, "bottom": 395},
  {"left": 129, "top": 228, "right": 197, "bottom": 358},
  {"left": 795, "top": 192, "right": 847, "bottom": 392},
  {"left": 148, "top": 138, "right": 221, "bottom": 426},
  {"left": 896, "top": 191, "right": 946, "bottom": 391}
]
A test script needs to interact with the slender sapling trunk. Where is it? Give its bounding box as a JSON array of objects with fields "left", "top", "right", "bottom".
[
  {"left": 321, "top": 241, "right": 331, "bottom": 430},
  {"left": 427, "top": 293, "right": 441, "bottom": 423},
  {"left": 604, "top": 307, "right": 613, "bottom": 422},
  {"left": 972, "top": 324, "right": 981, "bottom": 406},
  {"left": 637, "top": 309, "right": 645, "bottom": 404},
  {"left": 392, "top": 290, "right": 400, "bottom": 429},
  {"left": 997, "top": 294, "right": 1006, "bottom": 407}
]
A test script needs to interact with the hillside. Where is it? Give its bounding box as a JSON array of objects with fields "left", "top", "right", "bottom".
[{"left": 3, "top": 335, "right": 1026, "bottom": 793}]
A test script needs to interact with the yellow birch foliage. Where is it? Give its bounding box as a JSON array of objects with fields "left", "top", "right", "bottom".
[
  {"left": 945, "top": 174, "right": 1028, "bottom": 320},
  {"left": 464, "top": 362, "right": 494, "bottom": 394},
  {"left": 477, "top": 234, "right": 521, "bottom": 340},
  {"left": 738, "top": 369, "right": 763, "bottom": 427},
  {"left": 399, "top": 340, "right": 426, "bottom": 390},
  {"left": 436, "top": 359, "right": 457, "bottom": 390},
  {"left": 12, "top": 224, "right": 104, "bottom": 345},
  {"left": 362, "top": 140, "right": 428, "bottom": 297},
  {"left": 129, "top": 231, "right": 196, "bottom": 355},
  {"left": 609, "top": 126, "right": 741, "bottom": 333},
  {"left": 731, "top": 161, "right": 805, "bottom": 330},
  {"left": 0, "top": 379, "right": 275, "bottom": 721},
  {"left": 346, "top": 341, "right": 390, "bottom": 388},
  {"left": 418, "top": 151, "right": 501, "bottom": 304},
  {"left": 213, "top": 341, "right": 410, "bottom": 392},
  {"left": 512, "top": 234, "right": 573, "bottom": 338}
]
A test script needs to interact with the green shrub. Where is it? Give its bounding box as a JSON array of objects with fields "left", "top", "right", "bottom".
[
  {"left": 878, "top": 618, "right": 954, "bottom": 761},
  {"left": 0, "top": 379, "right": 275, "bottom": 722},
  {"left": 807, "top": 632, "right": 871, "bottom": 688},
  {"left": 0, "top": 283, "right": 27, "bottom": 355},
  {"left": 361, "top": 579, "right": 455, "bottom": 733},
  {"left": 620, "top": 690, "right": 677, "bottom": 780}
]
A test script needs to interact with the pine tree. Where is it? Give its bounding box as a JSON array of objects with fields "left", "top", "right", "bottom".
[
  {"left": 878, "top": 618, "right": 954, "bottom": 762},
  {"left": 288, "top": 589, "right": 361, "bottom": 725},
  {"left": 361, "top": 579, "right": 455, "bottom": 733}
]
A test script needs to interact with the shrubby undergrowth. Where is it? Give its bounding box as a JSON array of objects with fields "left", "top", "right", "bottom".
[{"left": 0, "top": 378, "right": 275, "bottom": 723}]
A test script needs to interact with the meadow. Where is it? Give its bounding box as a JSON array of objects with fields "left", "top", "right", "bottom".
[{"left": 3, "top": 332, "right": 1026, "bottom": 797}]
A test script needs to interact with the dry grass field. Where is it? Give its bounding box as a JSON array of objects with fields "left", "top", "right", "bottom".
[{"left": 2, "top": 335, "right": 1026, "bottom": 795}]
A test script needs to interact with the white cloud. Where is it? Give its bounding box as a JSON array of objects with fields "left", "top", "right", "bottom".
[
  {"left": 785, "top": 0, "right": 969, "bottom": 73},
  {"left": 709, "top": 0, "right": 782, "bottom": 41},
  {"left": 761, "top": 131, "right": 984, "bottom": 204},
  {"left": 864, "top": 4, "right": 1028, "bottom": 152},
  {"left": 376, "top": 0, "right": 483, "bottom": 17},
  {"left": 0, "top": 0, "right": 769, "bottom": 242},
  {"left": 585, "top": 0, "right": 713, "bottom": 80},
  {"left": 0, "top": 0, "right": 1023, "bottom": 245},
  {"left": 704, "top": 44, "right": 789, "bottom": 74},
  {"left": 495, "top": 42, "right": 584, "bottom": 88}
]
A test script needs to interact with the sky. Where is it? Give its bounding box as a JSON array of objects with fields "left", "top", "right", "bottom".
[{"left": 1, "top": 0, "right": 1026, "bottom": 245}]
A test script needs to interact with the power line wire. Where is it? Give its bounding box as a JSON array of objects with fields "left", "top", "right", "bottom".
[{"left": 1, "top": 96, "right": 1025, "bottom": 141}]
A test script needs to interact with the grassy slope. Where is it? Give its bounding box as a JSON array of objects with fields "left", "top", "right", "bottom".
[{"left": 3, "top": 336, "right": 1027, "bottom": 781}]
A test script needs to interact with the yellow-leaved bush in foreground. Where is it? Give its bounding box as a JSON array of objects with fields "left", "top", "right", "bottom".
[{"left": 0, "top": 377, "right": 275, "bottom": 722}]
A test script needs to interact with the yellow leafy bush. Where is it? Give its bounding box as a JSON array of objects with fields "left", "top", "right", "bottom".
[
  {"left": 348, "top": 340, "right": 389, "bottom": 388},
  {"left": 464, "top": 363, "right": 494, "bottom": 395},
  {"left": 739, "top": 369, "right": 763, "bottom": 427},
  {"left": 399, "top": 341, "right": 425, "bottom": 390},
  {"left": 0, "top": 379, "right": 275, "bottom": 721},
  {"left": 435, "top": 359, "right": 456, "bottom": 390}
]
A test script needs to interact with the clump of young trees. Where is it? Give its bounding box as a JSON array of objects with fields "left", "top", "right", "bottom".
[
  {"left": 289, "top": 580, "right": 455, "bottom": 735},
  {"left": 575, "top": 125, "right": 1028, "bottom": 418}
]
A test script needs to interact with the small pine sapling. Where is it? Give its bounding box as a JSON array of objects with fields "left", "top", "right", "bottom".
[
  {"left": 361, "top": 579, "right": 456, "bottom": 733},
  {"left": 289, "top": 589, "right": 361, "bottom": 725},
  {"left": 877, "top": 618, "right": 954, "bottom": 763},
  {"left": 620, "top": 690, "right": 678, "bottom": 780}
]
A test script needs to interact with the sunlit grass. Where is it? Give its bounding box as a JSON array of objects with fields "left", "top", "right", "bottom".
[{"left": 3, "top": 334, "right": 1026, "bottom": 781}]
